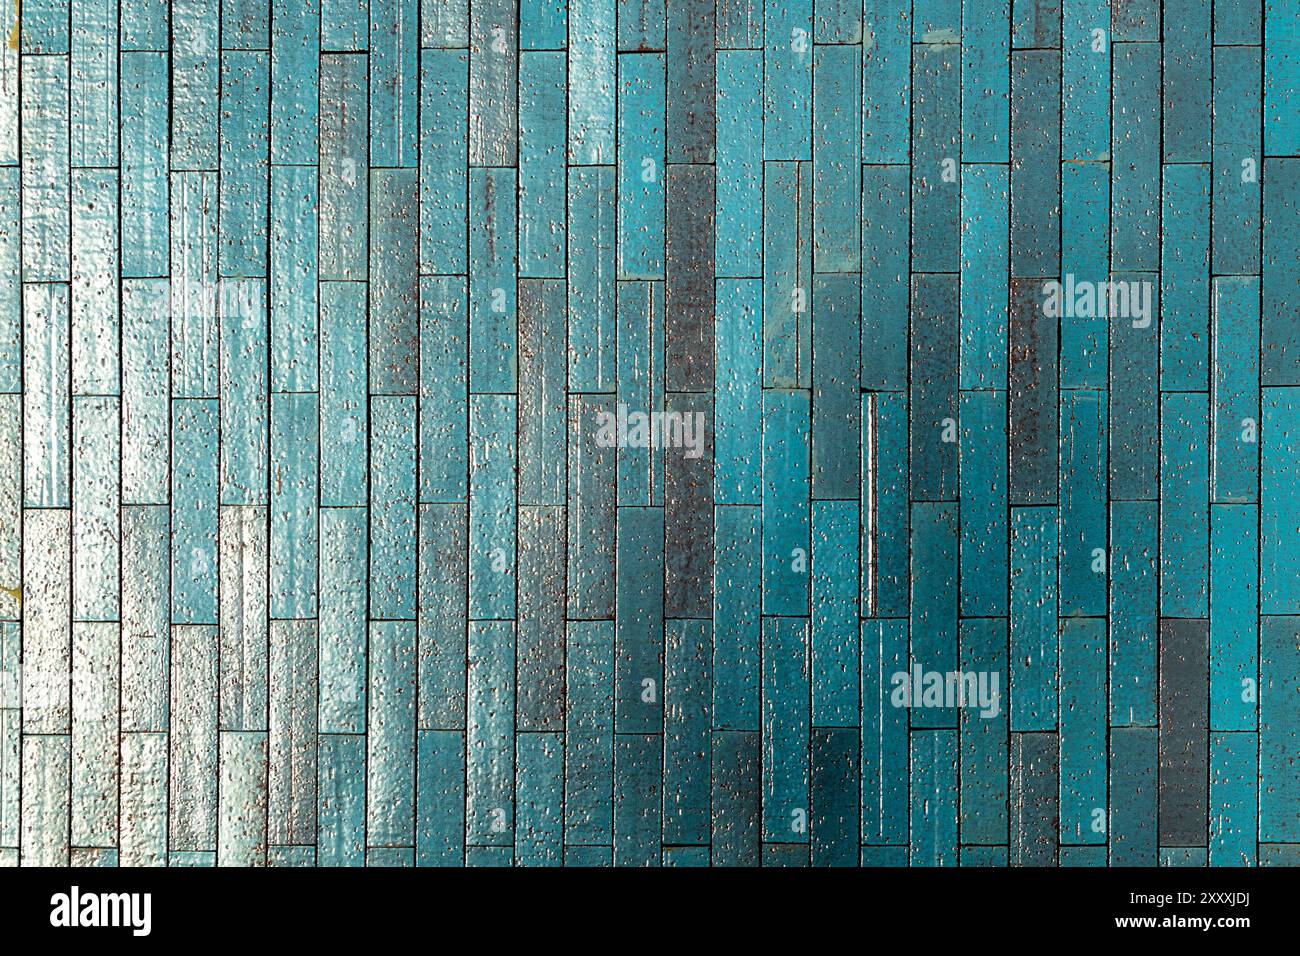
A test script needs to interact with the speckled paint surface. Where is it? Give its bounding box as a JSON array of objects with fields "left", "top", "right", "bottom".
[{"left": 0, "top": 0, "right": 1297, "bottom": 868}]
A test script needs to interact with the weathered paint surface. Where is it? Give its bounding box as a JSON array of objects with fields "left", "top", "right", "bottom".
[{"left": 0, "top": 0, "right": 1294, "bottom": 868}]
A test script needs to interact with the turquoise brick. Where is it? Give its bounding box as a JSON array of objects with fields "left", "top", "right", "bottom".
[
  {"left": 466, "top": 620, "right": 515, "bottom": 846},
  {"left": 319, "top": 282, "right": 368, "bottom": 507},
  {"left": 1263, "top": 159, "right": 1300, "bottom": 386},
  {"left": 1262, "top": 388, "right": 1300, "bottom": 612},
  {"left": 615, "top": 505, "right": 664, "bottom": 732},
  {"left": 468, "top": 0, "right": 517, "bottom": 166},
  {"left": 369, "top": 168, "right": 419, "bottom": 394},
  {"left": 417, "top": 503, "right": 467, "bottom": 730},
  {"left": 1109, "top": 275, "right": 1160, "bottom": 500},
  {"left": 567, "top": 166, "right": 617, "bottom": 392},
  {"left": 565, "top": 621, "right": 615, "bottom": 845},
  {"left": 1160, "top": 392, "right": 1210, "bottom": 618},
  {"left": 519, "top": 52, "right": 567, "bottom": 277},
  {"left": 1059, "top": 618, "right": 1106, "bottom": 844},
  {"left": 811, "top": 501, "right": 858, "bottom": 727},
  {"left": 910, "top": 503, "right": 958, "bottom": 729},
  {"left": 810, "top": 728, "right": 857, "bottom": 866},
  {"left": 468, "top": 394, "right": 517, "bottom": 620},
  {"left": 1209, "top": 731, "right": 1258, "bottom": 867},
  {"left": 270, "top": 392, "right": 319, "bottom": 619},
  {"left": 1212, "top": 44, "right": 1262, "bottom": 276},
  {"left": 1109, "top": 726, "right": 1157, "bottom": 866},
  {"left": 713, "top": 506, "right": 761, "bottom": 730},
  {"left": 170, "top": 624, "right": 218, "bottom": 849},
  {"left": 172, "top": 400, "right": 219, "bottom": 625},
  {"left": 711, "top": 730, "right": 760, "bottom": 864},
  {"left": 569, "top": 0, "right": 617, "bottom": 164},
  {"left": 268, "top": 620, "right": 316, "bottom": 845},
  {"left": 763, "top": 161, "right": 812, "bottom": 389},
  {"left": 615, "top": 281, "right": 665, "bottom": 506},
  {"left": 218, "top": 51, "right": 270, "bottom": 278},
  {"left": 763, "top": 0, "right": 812, "bottom": 161},
  {"left": 419, "top": 50, "right": 469, "bottom": 276},
  {"left": 960, "top": 165, "right": 1009, "bottom": 391},
  {"left": 1211, "top": 505, "right": 1259, "bottom": 732},
  {"left": 716, "top": 51, "right": 763, "bottom": 278},
  {"left": 1010, "top": 506, "right": 1059, "bottom": 732},
  {"left": 421, "top": 0, "right": 466, "bottom": 47},
  {"left": 861, "top": 620, "right": 908, "bottom": 845},
  {"left": 172, "top": 0, "right": 219, "bottom": 169},
  {"left": 616, "top": 53, "right": 666, "bottom": 279},
  {"left": 367, "top": 621, "right": 417, "bottom": 847},
  {"left": 959, "top": 391, "right": 1009, "bottom": 618},
  {"left": 959, "top": 618, "right": 1009, "bottom": 845},
  {"left": 0, "top": 174, "right": 16, "bottom": 393},
  {"left": 812, "top": 275, "right": 860, "bottom": 498},
  {"left": 523, "top": 0, "right": 566, "bottom": 48},
  {"left": 910, "top": 730, "right": 958, "bottom": 867},
  {"left": 1211, "top": 277, "right": 1261, "bottom": 504},
  {"left": 862, "top": 0, "right": 909, "bottom": 163},
  {"left": 122, "top": 0, "right": 169, "bottom": 49},
  {"left": 221, "top": 0, "right": 267, "bottom": 48},
  {"left": 1163, "top": 0, "right": 1210, "bottom": 162},
  {"left": 1261, "top": 616, "right": 1300, "bottom": 840},
  {"left": 218, "top": 280, "right": 268, "bottom": 505},
  {"left": 22, "top": 57, "right": 70, "bottom": 282},
  {"left": 664, "top": 620, "right": 710, "bottom": 845},
  {"left": 270, "top": 166, "right": 319, "bottom": 392},
  {"left": 1110, "top": 43, "right": 1160, "bottom": 270},
  {"left": 516, "top": 732, "right": 563, "bottom": 865},
  {"left": 715, "top": 279, "right": 762, "bottom": 505},
  {"left": 666, "top": 0, "right": 713, "bottom": 162},
  {"left": 318, "top": 734, "right": 366, "bottom": 866},
  {"left": 911, "top": 43, "right": 960, "bottom": 273},
  {"left": 1062, "top": 0, "right": 1109, "bottom": 162},
  {"left": 22, "top": 305, "right": 68, "bottom": 504},
  {"left": 1160, "top": 164, "right": 1210, "bottom": 392},
  {"left": 1060, "top": 162, "right": 1110, "bottom": 390},
  {"left": 418, "top": 277, "right": 468, "bottom": 504},
  {"left": 72, "top": 399, "right": 121, "bottom": 622},
  {"left": 120, "top": 54, "right": 169, "bottom": 280},
  {"left": 811, "top": 44, "right": 859, "bottom": 273},
  {"left": 862, "top": 391, "right": 909, "bottom": 617},
  {"left": 762, "top": 617, "right": 810, "bottom": 843},
  {"left": 761, "top": 389, "right": 810, "bottom": 615},
  {"left": 319, "top": 507, "right": 368, "bottom": 734},
  {"left": 1010, "top": 50, "right": 1061, "bottom": 277},
  {"left": 1216, "top": 0, "right": 1260, "bottom": 44},
  {"left": 1265, "top": 0, "right": 1300, "bottom": 155},
  {"left": 468, "top": 167, "right": 518, "bottom": 393},
  {"left": 963, "top": 0, "right": 1011, "bottom": 163},
  {"left": 1110, "top": 501, "right": 1158, "bottom": 727},
  {"left": 319, "top": 54, "right": 368, "bottom": 280},
  {"left": 417, "top": 730, "right": 464, "bottom": 866},
  {"left": 271, "top": 0, "right": 319, "bottom": 163},
  {"left": 519, "top": 280, "right": 567, "bottom": 506},
  {"left": 370, "top": 0, "right": 418, "bottom": 167},
  {"left": 909, "top": 274, "right": 958, "bottom": 501},
  {"left": 613, "top": 733, "right": 661, "bottom": 865},
  {"left": 566, "top": 395, "right": 616, "bottom": 619},
  {"left": 170, "top": 171, "right": 220, "bottom": 398},
  {"left": 1059, "top": 390, "right": 1107, "bottom": 617},
  {"left": 861, "top": 165, "right": 909, "bottom": 390},
  {"left": 217, "top": 731, "right": 268, "bottom": 866}
]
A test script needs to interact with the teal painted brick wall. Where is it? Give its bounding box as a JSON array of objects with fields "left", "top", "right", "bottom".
[{"left": 0, "top": 0, "right": 1295, "bottom": 868}]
